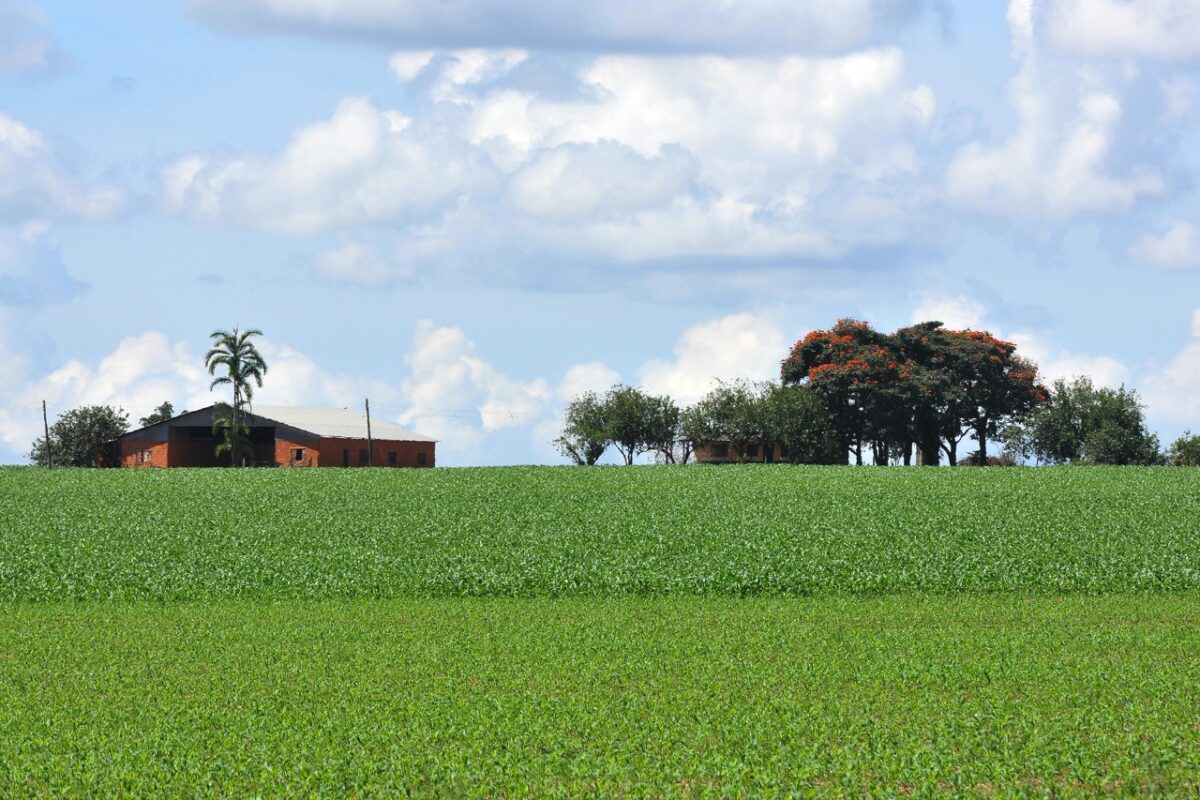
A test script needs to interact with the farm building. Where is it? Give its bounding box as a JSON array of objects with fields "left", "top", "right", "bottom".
[
  {"left": 117, "top": 405, "right": 436, "bottom": 468},
  {"left": 692, "top": 441, "right": 795, "bottom": 464}
]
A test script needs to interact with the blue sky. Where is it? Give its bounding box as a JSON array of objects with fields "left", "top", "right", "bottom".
[{"left": 2, "top": 0, "right": 1199, "bottom": 465}]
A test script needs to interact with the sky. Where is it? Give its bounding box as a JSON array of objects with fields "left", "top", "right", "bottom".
[{"left": 1, "top": 0, "right": 1199, "bottom": 465}]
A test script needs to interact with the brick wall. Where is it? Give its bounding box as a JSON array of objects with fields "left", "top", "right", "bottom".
[
  {"left": 120, "top": 439, "right": 169, "bottom": 468},
  {"left": 275, "top": 437, "right": 320, "bottom": 468},
  {"left": 317, "top": 438, "right": 435, "bottom": 468}
]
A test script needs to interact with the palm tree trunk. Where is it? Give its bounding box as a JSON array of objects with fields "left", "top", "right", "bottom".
[{"left": 232, "top": 387, "right": 241, "bottom": 467}]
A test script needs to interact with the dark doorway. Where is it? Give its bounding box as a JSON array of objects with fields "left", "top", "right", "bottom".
[{"left": 343, "top": 448, "right": 350, "bottom": 467}]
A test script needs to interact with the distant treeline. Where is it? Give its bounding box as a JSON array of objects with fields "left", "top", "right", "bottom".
[{"left": 558, "top": 319, "right": 1197, "bottom": 467}]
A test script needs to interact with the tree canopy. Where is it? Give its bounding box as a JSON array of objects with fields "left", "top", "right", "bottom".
[{"left": 30, "top": 405, "right": 129, "bottom": 467}]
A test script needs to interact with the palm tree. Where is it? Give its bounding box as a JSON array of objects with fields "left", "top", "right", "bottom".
[{"left": 205, "top": 327, "right": 268, "bottom": 467}]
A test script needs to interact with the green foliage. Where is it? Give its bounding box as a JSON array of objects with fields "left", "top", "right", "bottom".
[
  {"left": 138, "top": 401, "right": 178, "bottom": 428},
  {"left": 760, "top": 383, "right": 841, "bottom": 464},
  {"left": 205, "top": 327, "right": 268, "bottom": 467},
  {"left": 28, "top": 405, "right": 128, "bottom": 467},
  {"left": 1008, "top": 378, "right": 1161, "bottom": 465},
  {"left": 1168, "top": 431, "right": 1200, "bottom": 466},
  {"left": 4, "top": 465, "right": 1200, "bottom": 599},
  {"left": 210, "top": 402, "right": 254, "bottom": 465},
  {"left": 2, "top": 597, "right": 1199, "bottom": 796},
  {"left": 554, "top": 390, "right": 609, "bottom": 465}
]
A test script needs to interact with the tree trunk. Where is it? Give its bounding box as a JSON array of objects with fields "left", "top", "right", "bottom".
[
  {"left": 976, "top": 417, "right": 989, "bottom": 466},
  {"left": 231, "top": 387, "right": 241, "bottom": 467},
  {"left": 919, "top": 434, "right": 940, "bottom": 466},
  {"left": 854, "top": 439, "right": 863, "bottom": 466},
  {"left": 945, "top": 438, "right": 958, "bottom": 467},
  {"left": 902, "top": 441, "right": 912, "bottom": 466},
  {"left": 873, "top": 441, "right": 888, "bottom": 466}
]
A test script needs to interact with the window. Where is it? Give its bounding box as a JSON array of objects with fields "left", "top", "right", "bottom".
[
  {"left": 140, "top": 450, "right": 153, "bottom": 464},
  {"left": 359, "top": 449, "right": 369, "bottom": 465},
  {"left": 417, "top": 452, "right": 427, "bottom": 466},
  {"left": 388, "top": 451, "right": 397, "bottom": 465},
  {"left": 292, "top": 448, "right": 306, "bottom": 462},
  {"left": 342, "top": 448, "right": 350, "bottom": 467},
  {"left": 711, "top": 444, "right": 728, "bottom": 459}
]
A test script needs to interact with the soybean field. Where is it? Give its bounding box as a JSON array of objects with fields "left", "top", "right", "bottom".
[
  {"left": 1, "top": 465, "right": 1199, "bottom": 598},
  {"left": 2, "top": 465, "right": 1199, "bottom": 796}
]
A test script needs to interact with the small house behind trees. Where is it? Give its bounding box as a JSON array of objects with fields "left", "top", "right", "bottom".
[{"left": 117, "top": 405, "right": 436, "bottom": 468}]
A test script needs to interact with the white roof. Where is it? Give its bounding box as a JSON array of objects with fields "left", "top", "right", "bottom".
[{"left": 249, "top": 405, "right": 436, "bottom": 442}]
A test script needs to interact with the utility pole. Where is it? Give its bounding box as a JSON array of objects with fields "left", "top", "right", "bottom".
[
  {"left": 42, "top": 400, "right": 53, "bottom": 469},
  {"left": 365, "top": 398, "right": 373, "bottom": 467}
]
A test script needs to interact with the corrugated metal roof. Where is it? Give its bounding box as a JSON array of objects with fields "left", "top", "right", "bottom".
[{"left": 249, "top": 405, "right": 436, "bottom": 442}]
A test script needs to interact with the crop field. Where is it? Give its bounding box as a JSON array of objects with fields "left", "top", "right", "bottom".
[
  {"left": 2, "top": 597, "right": 1199, "bottom": 796},
  {"left": 2, "top": 465, "right": 1200, "bottom": 598},
  {"left": 2, "top": 465, "right": 1199, "bottom": 796}
]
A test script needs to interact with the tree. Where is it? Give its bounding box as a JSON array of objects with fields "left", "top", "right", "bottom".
[
  {"left": 211, "top": 402, "right": 255, "bottom": 467},
  {"left": 1168, "top": 431, "right": 1200, "bottom": 466},
  {"left": 784, "top": 319, "right": 908, "bottom": 465},
  {"left": 602, "top": 384, "right": 673, "bottom": 466},
  {"left": 761, "top": 384, "right": 840, "bottom": 464},
  {"left": 204, "top": 327, "right": 268, "bottom": 467},
  {"left": 139, "top": 401, "right": 178, "bottom": 428},
  {"left": 30, "top": 405, "right": 129, "bottom": 467},
  {"left": 1006, "top": 377, "right": 1160, "bottom": 465},
  {"left": 555, "top": 391, "right": 609, "bottom": 466},
  {"left": 643, "top": 394, "right": 682, "bottom": 464}
]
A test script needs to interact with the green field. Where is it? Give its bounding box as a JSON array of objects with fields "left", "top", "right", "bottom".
[
  {"left": 2, "top": 466, "right": 1199, "bottom": 796},
  {"left": 2, "top": 465, "right": 1200, "bottom": 598},
  {"left": 4, "top": 597, "right": 1200, "bottom": 796}
]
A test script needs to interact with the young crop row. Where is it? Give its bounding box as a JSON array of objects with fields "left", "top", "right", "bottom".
[
  {"left": 2, "top": 465, "right": 1199, "bottom": 599},
  {"left": 2, "top": 596, "right": 1198, "bottom": 796}
]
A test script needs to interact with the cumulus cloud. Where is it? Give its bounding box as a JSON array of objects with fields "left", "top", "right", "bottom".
[
  {"left": 946, "top": 0, "right": 1163, "bottom": 220},
  {"left": 1130, "top": 219, "right": 1200, "bottom": 270},
  {"left": 1142, "top": 309, "right": 1200, "bottom": 422},
  {"left": 0, "top": 1, "right": 65, "bottom": 75},
  {"left": 163, "top": 48, "right": 937, "bottom": 268},
  {"left": 1043, "top": 0, "right": 1200, "bottom": 62},
  {"left": 639, "top": 313, "right": 787, "bottom": 406},
  {"left": 0, "top": 112, "right": 125, "bottom": 224},
  {"left": 398, "top": 320, "right": 552, "bottom": 453},
  {"left": 161, "top": 97, "right": 494, "bottom": 234},
  {"left": 188, "top": 0, "right": 931, "bottom": 55}
]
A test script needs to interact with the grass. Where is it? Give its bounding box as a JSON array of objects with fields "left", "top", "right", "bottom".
[
  {"left": 2, "top": 465, "right": 1200, "bottom": 598},
  {"left": 2, "top": 596, "right": 1199, "bottom": 797}
]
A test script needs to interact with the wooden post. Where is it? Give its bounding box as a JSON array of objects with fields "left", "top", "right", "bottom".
[
  {"left": 365, "top": 398, "right": 373, "bottom": 467},
  {"left": 42, "top": 400, "right": 53, "bottom": 469}
]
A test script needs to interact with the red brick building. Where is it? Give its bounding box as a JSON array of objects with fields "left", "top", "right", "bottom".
[{"left": 118, "top": 405, "right": 436, "bottom": 468}]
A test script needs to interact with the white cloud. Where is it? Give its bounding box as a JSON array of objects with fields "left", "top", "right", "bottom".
[
  {"left": 163, "top": 49, "right": 936, "bottom": 267},
  {"left": 1130, "top": 219, "right": 1200, "bottom": 270},
  {"left": 910, "top": 293, "right": 987, "bottom": 330},
  {"left": 557, "top": 362, "right": 621, "bottom": 402},
  {"left": 946, "top": 0, "right": 1163, "bottom": 221},
  {"left": 162, "top": 97, "right": 490, "bottom": 235},
  {"left": 1044, "top": 0, "right": 1200, "bottom": 62},
  {"left": 315, "top": 239, "right": 416, "bottom": 287},
  {"left": 1008, "top": 330, "right": 1130, "bottom": 388},
  {"left": 639, "top": 313, "right": 786, "bottom": 406},
  {"left": 506, "top": 142, "right": 700, "bottom": 223},
  {"left": 0, "top": 112, "right": 125, "bottom": 224},
  {"left": 399, "top": 320, "right": 551, "bottom": 452},
  {"left": 1142, "top": 311, "right": 1200, "bottom": 422},
  {"left": 0, "top": 1, "right": 64, "bottom": 75},
  {"left": 189, "top": 0, "right": 930, "bottom": 55},
  {"left": 388, "top": 50, "right": 435, "bottom": 82}
]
